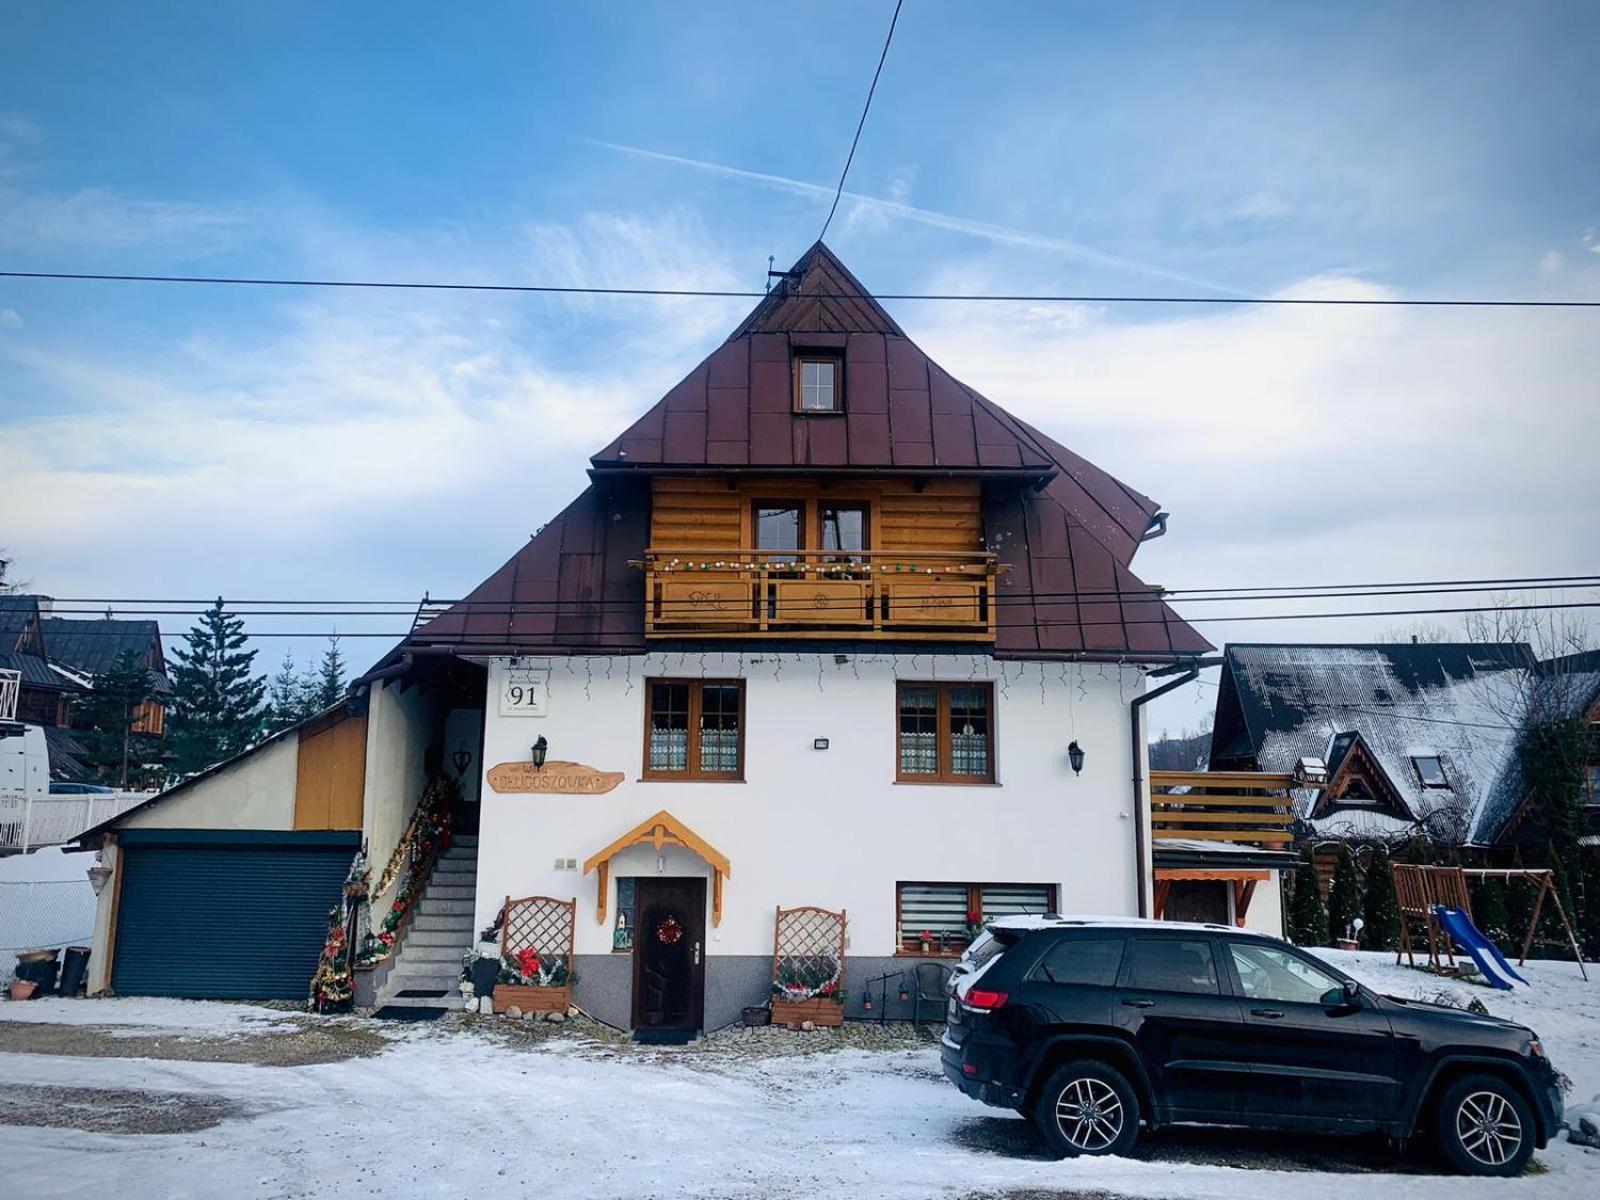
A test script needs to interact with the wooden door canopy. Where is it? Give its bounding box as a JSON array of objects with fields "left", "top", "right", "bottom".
[{"left": 582, "top": 810, "right": 731, "bottom": 928}]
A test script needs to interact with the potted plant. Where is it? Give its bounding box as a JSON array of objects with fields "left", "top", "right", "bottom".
[
  {"left": 919, "top": 929, "right": 932, "bottom": 954},
  {"left": 491, "top": 950, "right": 576, "bottom": 1015},
  {"left": 770, "top": 954, "right": 845, "bottom": 1027},
  {"left": 9, "top": 979, "right": 38, "bottom": 1001}
]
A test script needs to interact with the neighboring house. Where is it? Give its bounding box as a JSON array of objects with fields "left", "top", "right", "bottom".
[
  {"left": 78, "top": 243, "right": 1254, "bottom": 1022},
  {"left": 0, "top": 598, "right": 171, "bottom": 782},
  {"left": 1207, "top": 642, "right": 1600, "bottom": 850},
  {"left": 0, "top": 596, "right": 90, "bottom": 776},
  {"left": 40, "top": 614, "right": 172, "bottom": 737}
]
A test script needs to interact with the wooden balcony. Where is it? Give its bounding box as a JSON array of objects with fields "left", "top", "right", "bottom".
[
  {"left": 637, "top": 548, "right": 1004, "bottom": 640},
  {"left": 1148, "top": 771, "right": 1301, "bottom": 847}
]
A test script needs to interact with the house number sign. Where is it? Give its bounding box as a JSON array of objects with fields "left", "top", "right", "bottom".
[{"left": 498, "top": 667, "right": 550, "bottom": 717}]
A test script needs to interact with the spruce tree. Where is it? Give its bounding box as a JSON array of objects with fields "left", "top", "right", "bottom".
[
  {"left": 74, "top": 648, "right": 157, "bottom": 789},
  {"left": 1579, "top": 847, "right": 1600, "bottom": 962},
  {"left": 1288, "top": 846, "right": 1330, "bottom": 947},
  {"left": 263, "top": 651, "right": 312, "bottom": 735},
  {"left": 167, "top": 597, "right": 266, "bottom": 776},
  {"left": 1327, "top": 843, "right": 1362, "bottom": 944},
  {"left": 1360, "top": 842, "right": 1401, "bottom": 951},
  {"left": 1473, "top": 874, "right": 1512, "bottom": 954},
  {"left": 1504, "top": 848, "right": 1536, "bottom": 957},
  {"left": 312, "top": 634, "right": 346, "bottom": 711},
  {"left": 1537, "top": 842, "right": 1576, "bottom": 960}
]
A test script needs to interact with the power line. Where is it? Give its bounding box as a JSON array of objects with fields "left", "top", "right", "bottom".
[
  {"left": 34, "top": 572, "right": 1600, "bottom": 610},
  {"left": 32, "top": 575, "right": 1600, "bottom": 618},
  {"left": 5, "top": 270, "right": 1598, "bottom": 309},
  {"left": 25, "top": 598, "right": 1600, "bottom": 639},
  {"left": 818, "top": 0, "right": 905, "bottom": 243}
]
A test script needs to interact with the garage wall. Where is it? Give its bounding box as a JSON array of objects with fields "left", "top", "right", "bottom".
[{"left": 120, "top": 734, "right": 300, "bottom": 831}]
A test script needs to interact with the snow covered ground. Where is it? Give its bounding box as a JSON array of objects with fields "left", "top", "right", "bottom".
[{"left": 1, "top": 950, "right": 1596, "bottom": 1200}]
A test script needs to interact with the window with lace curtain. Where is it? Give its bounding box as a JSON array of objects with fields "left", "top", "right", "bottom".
[
  {"left": 644, "top": 679, "right": 745, "bottom": 780},
  {"left": 896, "top": 681, "right": 994, "bottom": 782}
]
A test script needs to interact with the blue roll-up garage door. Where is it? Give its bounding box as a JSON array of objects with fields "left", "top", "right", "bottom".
[{"left": 112, "top": 830, "right": 359, "bottom": 999}]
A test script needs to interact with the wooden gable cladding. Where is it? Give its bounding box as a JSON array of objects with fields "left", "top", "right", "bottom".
[
  {"left": 293, "top": 709, "right": 367, "bottom": 831},
  {"left": 647, "top": 476, "right": 983, "bottom": 555}
]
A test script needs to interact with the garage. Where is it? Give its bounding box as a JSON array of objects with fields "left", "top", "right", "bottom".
[{"left": 110, "top": 829, "right": 359, "bottom": 999}]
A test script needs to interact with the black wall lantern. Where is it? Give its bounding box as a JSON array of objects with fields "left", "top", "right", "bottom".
[
  {"left": 531, "top": 736, "right": 549, "bottom": 770},
  {"left": 1067, "top": 740, "right": 1085, "bottom": 776}
]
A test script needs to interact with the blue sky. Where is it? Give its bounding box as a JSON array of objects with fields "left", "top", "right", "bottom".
[{"left": 3, "top": 1, "right": 1598, "bottom": 724}]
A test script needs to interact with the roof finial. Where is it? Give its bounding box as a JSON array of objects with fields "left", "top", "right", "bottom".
[{"left": 765, "top": 255, "right": 775, "bottom": 295}]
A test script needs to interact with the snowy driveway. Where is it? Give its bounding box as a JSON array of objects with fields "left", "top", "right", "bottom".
[{"left": 2, "top": 952, "right": 1598, "bottom": 1200}]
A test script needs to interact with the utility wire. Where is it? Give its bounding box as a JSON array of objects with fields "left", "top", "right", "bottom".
[
  {"left": 27, "top": 599, "right": 1600, "bottom": 639},
  {"left": 35, "top": 572, "right": 1600, "bottom": 609},
  {"left": 818, "top": 0, "right": 905, "bottom": 243},
  {"left": 5, "top": 270, "right": 1598, "bottom": 309}
]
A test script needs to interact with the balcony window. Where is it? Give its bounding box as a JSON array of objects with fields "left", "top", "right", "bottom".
[
  {"left": 795, "top": 356, "right": 841, "bottom": 412},
  {"left": 644, "top": 679, "right": 745, "bottom": 780},
  {"left": 820, "top": 504, "right": 868, "bottom": 564},
  {"left": 754, "top": 503, "right": 803, "bottom": 564},
  {"left": 897, "top": 681, "right": 994, "bottom": 782}
]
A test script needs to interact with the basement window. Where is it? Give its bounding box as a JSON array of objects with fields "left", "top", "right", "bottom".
[
  {"left": 794, "top": 355, "right": 842, "bottom": 413},
  {"left": 1412, "top": 755, "right": 1449, "bottom": 788}
]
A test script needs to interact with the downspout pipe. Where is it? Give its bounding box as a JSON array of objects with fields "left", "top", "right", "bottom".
[{"left": 1129, "top": 660, "right": 1202, "bottom": 918}]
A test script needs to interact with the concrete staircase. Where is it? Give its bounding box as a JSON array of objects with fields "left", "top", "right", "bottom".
[{"left": 373, "top": 833, "right": 479, "bottom": 1012}]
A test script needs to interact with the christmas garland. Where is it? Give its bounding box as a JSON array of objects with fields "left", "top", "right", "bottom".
[
  {"left": 499, "top": 948, "right": 572, "bottom": 988},
  {"left": 356, "top": 775, "right": 456, "bottom": 967},
  {"left": 307, "top": 850, "right": 370, "bottom": 1013},
  {"left": 771, "top": 954, "right": 843, "bottom": 1002}
]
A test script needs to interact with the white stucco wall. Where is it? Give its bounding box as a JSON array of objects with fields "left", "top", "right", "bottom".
[
  {"left": 119, "top": 734, "right": 300, "bottom": 831},
  {"left": 361, "top": 678, "right": 434, "bottom": 931},
  {"left": 1242, "top": 870, "right": 1286, "bottom": 937},
  {"left": 475, "top": 651, "right": 1146, "bottom": 958}
]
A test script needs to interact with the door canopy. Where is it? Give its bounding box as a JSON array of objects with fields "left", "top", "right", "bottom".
[{"left": 583, "top": 810, "right": 731, "bottom": 927}]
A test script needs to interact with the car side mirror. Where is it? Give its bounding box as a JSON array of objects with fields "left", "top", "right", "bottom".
[{"left": 1341, "top": 979, "right": 1362, "bottom": 1007}]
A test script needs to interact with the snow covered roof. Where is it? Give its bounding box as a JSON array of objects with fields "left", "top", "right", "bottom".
[{"left": 1211, "top": 643, "right": 1538, "bottom": 845}]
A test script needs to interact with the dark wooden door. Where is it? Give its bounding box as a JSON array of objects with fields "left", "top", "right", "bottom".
[{"left": 631, "top": 877, "right": 706, "bottom": 1030}]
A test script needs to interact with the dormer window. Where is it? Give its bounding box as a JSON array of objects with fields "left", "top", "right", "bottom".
[
  {"left": 1412, "top": 755, "right": 1449, "bottom": 788},
  {"left": 794, "top": 354, "right": 842, "bottom": 413}
]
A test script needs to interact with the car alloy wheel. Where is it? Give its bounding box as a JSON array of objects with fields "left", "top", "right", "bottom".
[
  {"left": 1054, "top": 1076, "right": 1124, "bottom": 1152},
  {"left": 1454, "top": 1089, "right": 1523, "bottom": 1168}
]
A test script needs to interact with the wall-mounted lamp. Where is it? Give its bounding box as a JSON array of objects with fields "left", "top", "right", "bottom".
[
  {"left": 1067, "top": 740, "right": 1085, "bottom": 776},
  {"left": 531, "top": 736, "right": 548, "bottom": 770},
  {"left": 451, "top": 747, "right": 472, "bottom": 778},
  {"left": 86, "top": 861, "right": 113, "bottom": 896}
]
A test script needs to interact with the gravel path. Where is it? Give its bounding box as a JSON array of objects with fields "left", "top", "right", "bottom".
[
  {"left": 0, "top": 1016, "right": 388, "bottom": 1065},
  {"left": 0, "top": 1083, "right": 239, "bottom": 1135}
]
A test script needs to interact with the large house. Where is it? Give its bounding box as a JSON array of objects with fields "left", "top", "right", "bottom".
[
  {"left": 1208, "top": 642, "right": 1600, "bottom": 850},
  {"left": 77, "top": 244, "right": 1271, "bottom": 1028}
]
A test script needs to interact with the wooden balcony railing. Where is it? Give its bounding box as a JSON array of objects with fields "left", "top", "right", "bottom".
[
  {"left": 1148, "top": 770, "right": 1301, "bottom": 847},
  {"left": 636, "top": 548, "right": 1004, "bottom": 640}
]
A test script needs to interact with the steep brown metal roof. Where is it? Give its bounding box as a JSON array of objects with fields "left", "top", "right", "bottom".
[{"left": 395, "top": 243, "right": 1209, "bottom": 663}]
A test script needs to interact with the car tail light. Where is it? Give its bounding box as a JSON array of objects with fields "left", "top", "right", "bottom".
[{"left": 963, "top": 988, "right": 1009, "bottom": 1011}]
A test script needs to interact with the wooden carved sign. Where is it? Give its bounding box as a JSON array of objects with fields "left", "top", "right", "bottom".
[{"left": 487, "top": 761, "right": 625, "bottom": 795}]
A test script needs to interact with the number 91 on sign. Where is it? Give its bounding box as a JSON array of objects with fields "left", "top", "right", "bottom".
[{"left": 499, "top": 668, "right": 550, "bottom": 717}]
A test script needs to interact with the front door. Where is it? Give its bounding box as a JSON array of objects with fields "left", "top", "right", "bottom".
[{"left": 631, "top": 877, "right": 706, "bottom": 1030}]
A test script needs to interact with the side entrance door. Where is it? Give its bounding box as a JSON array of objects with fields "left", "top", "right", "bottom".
[{"left": 631, "top": 877, "right": 706, "bottom": 1030}]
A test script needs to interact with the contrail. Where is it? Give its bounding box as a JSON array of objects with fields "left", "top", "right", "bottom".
[{"left": 588, "top": 140, "right": 1246, "bottom": 296}]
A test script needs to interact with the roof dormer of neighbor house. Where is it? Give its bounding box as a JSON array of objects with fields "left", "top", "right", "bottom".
[{"left": 399, "top": 242, "right": 1209, "bottom": 663}]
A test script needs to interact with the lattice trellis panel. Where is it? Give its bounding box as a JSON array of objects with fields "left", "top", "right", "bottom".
[
  {"left": 501, "top": 894, "right": 577, "bottom": 963},
  {"left": 771, "top": 905, "right": 847, "bottom": 1001}
]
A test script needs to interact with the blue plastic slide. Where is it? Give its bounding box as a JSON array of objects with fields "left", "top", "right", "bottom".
[{"left": 1434, "top": 906, "right": 1530, "bottom": 990}]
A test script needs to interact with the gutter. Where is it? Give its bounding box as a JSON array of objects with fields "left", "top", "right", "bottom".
[{"left": 1128, "top": 659, "right": 1203, "bottom": 918}]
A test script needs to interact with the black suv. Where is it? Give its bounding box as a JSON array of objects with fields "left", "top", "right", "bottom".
[{"left": 941, "top": 919, "right": 1564, "bottom": 1175}]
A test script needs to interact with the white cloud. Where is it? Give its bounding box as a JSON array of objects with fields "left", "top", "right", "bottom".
[
  {"left": 1232, "top": 190, "right": 1292, "bottom": 221},
  {"left": 1540, "top": 249, "right": 1566, "bottom": 277},
  {"left": 0, "top": 308, "right": 20, "bottom": 328}
]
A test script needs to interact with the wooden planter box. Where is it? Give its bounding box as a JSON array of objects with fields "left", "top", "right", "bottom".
[
  {"left": 771, "top": 997, "right": 845, "bottom": 1027},
  {"left": 491, "top": 983, "right": 572, "bottom": 1015}
]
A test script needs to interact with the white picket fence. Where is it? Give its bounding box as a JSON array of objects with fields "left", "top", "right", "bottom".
[{"left": 0, "top": 791, "right": 150, "bottom": 854}]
